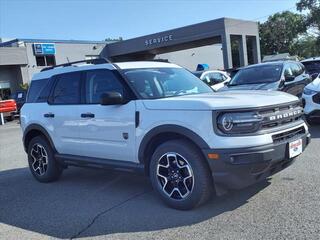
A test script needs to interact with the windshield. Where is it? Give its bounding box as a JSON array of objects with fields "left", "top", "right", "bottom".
[
  {"left": 229, "top": 64, "right": 283, "bottom": 86},
  {"left": 302, "top": 61, "right": 320, "bottom": 75},
  {"left": 123, "top": 68, "right": 213, "bottom": 99}
]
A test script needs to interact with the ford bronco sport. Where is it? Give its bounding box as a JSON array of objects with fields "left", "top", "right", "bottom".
[{"left": 21, "top": 59, "right": 310, "bottom": 210}]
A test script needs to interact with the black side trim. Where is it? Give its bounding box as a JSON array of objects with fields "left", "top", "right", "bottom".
[
  {"left": 138, "top": 124, "right": 209, "bottom": 164},
  {"left": 135, "top": 111, "right": 140, "bottom": 128},
  {"left": 23, "top": 124, "right": 56, "bottom": 153},
  {"left": 55, "top": 154, "right": 144, "bottom": 174}
]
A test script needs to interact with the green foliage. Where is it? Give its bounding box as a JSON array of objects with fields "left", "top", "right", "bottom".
[
  {"left": 290, "top": 35, "right": 320, "bottom": 58},
  {"left": 259, "top": 11, "right": 307, "bottom": 56},
  {"left": 19, "top": 83, "right": 29, "bottom": 90},
  {"left": 297, "top": 0, "right": 320, "bottom": 35},
  {"left": 105, "top": 37, "right": 123, "bottom": 42}
]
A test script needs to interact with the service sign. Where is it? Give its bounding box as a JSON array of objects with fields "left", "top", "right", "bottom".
[
  {"left": 33, "top": 43, "right": 56, "bottom": 55},
  {"left": 145, "top": 34, "right": 173, "bottom": 47}
]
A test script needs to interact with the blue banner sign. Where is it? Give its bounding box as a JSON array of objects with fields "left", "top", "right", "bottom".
[
  {"left": 34, "top": 43, "right": 56, "bottom": 55},
  {"left": 196, "top": 63, "right": 209, "bottom": 71}
]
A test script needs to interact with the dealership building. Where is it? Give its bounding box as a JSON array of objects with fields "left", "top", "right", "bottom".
[{"left": 0, "top": 17, "right": 260, "bottom": 98}]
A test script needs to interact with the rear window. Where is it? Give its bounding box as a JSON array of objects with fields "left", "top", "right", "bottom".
[
  {"left": 26, "top": 79, "right": 49, "bottom": 103},
  {"left": 302, "top": 61, "right": 320, "bottom": 75},
  {"left": 51, "top": 72, "right": 82, "bottom": 104}
]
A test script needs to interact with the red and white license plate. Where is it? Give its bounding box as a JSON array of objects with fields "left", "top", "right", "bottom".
[{"left": 289, "top": 139, "right": 302, "bottom": 158}]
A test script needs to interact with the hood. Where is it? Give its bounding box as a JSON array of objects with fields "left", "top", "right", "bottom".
[
  {"left": 142, "top": 91, "right": 298, "bottom": 111},
  {"left": 306, "top": 77, "right": 320, "bottom": 91},
  {"left": 219, "top": 82, "right": 279, "bottom": 91}
]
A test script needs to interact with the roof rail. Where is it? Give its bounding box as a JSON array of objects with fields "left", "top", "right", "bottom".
[
  {"left": 150, "top": 59, "right": 170, "bottom": 63},
  {"left": 40, "top": 58, "right": 111, "bottom": 72}
]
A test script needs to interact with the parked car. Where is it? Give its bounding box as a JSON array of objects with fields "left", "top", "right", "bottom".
[
  {"left": 219, "top": 61, "right": 311, "bottom": 98},
  {"left": 225, "top": 67, "right": 241, "bottom": 79},
  {"left": 10, "top": 90, "right": 27, "bottom": 113},
  {"left": 302, "top": 73, "right": 320, "bottom": 123},
  {"left": 0, "top": 99, "right": 17, "bottom": 121},
  {"left": 21, "top": 59, "right": 310, "bottom": 210},
  {"left": 193, "top": 70, "right": 231, "bottom": 91},
  {"left": 301, "top": 57, "right": 320, "bottom": 75}
]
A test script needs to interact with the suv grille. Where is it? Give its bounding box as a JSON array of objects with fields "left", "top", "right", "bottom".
[
  {"left": 259, "top": 102, "right": 303, "bottom": 130},
  {"left": 272, "top": 126, "right": 305, "bottom": 143}
]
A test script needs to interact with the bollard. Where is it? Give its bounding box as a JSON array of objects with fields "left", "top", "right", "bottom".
[{"left": 0, "top": 112, "right": 4, "bottom": 125}]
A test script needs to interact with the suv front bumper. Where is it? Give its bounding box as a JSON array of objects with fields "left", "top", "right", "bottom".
[{"left": 202, "top": 132, "right": 311, "bottom": 193}]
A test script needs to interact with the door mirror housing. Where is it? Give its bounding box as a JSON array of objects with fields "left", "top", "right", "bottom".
[
  {"left": 100, "top": 92, "right": 124, "bottom": 105},
  {"left": 311, "top": 73, "right": 319, "bottom": 81},
  {"left": 285, "top": 75, "right": 295, "bottom": 82}
]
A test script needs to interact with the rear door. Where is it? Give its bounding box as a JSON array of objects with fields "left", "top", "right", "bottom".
[
  {"left": 47, "top": 71, "right": 84, "bottom": 155},
  {"left": 75, "top": 69, "right": 136, "bottom": 162}
]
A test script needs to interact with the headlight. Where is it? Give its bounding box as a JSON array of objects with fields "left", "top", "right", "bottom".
[
  {"left": 217, "top": 112, "right": 262, "bottom": 134},
  {"left": 303, "top": 88, "right": 318, "bottom": 95}
]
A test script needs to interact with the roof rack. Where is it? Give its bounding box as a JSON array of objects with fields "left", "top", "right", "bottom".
[
  {"left": 150, "top": 59, "right": 170, "bottom": 63},
  {"left": 40, "top": 58, "right": 111, "bottom": 72}
]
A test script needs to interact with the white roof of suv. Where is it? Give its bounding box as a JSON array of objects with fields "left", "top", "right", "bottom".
[
  {"left": 301, "top": 57, "right": 320, "bottom": 63},
  {"left": 32, "top": 61, "right": 181, "bottom": 81}
]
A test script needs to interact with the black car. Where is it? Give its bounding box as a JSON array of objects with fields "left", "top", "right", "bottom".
[
  {"left": 10, "top": 90, "right": 27, "bottom": 113},
  {"left": 219, "top": 61, "right": 311, "bottom": 98},
  {"left": 301, "top": 57, "right": 320, "bottom": 80}
]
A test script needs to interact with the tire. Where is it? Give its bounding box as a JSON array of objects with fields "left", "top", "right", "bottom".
[
  {"left": 27, "top": 135, "right": 63, "bottom": 182},
  {"left": 149, "top": 139, "right": 214, "bottom": 210},
  {"left": 305, "top": 116, "right": 319, "bottom": 125},
  {"left": 5, "top": 115, "right": 14, "bottom": 122}
]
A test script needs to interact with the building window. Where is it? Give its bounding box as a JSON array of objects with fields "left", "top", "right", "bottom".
[
  {"left": 36, "top": 56, "right": 46, "bottom": 66},
  {"left": 36, "top": 55, "right": 56, "bottom": 67}
]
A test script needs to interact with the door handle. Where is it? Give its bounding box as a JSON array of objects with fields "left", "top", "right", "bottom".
[
  {"left": 81, "top": 113, "right": 95, "bottom": 118},
  {"left": 44, "top": 113, "right": 55, "bottom": 118}
]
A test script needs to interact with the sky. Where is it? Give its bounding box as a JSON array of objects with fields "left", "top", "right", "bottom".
[{"left": 0, "top": 0, "right": 299, "bottom": 41}]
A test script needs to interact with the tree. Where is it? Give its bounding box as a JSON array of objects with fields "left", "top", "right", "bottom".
[
  {"left": 259, "top": 11, "right": 307, "bottom": 56},
  {"left": 105, "top": 37, "right": 123, "bottom": 42},
  {"left": 289, "top": 34, "right": 320, "bottom": 58},
  {"left": 297, "top": 0, "right": 320, "bottom": 51},
  {"left": 297, "top": 0, "right": 320, "bottom": 35}
]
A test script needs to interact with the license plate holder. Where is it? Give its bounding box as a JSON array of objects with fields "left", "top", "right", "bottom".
[{"left": 289, "top": 139, "right": 302, "bottom": 158}]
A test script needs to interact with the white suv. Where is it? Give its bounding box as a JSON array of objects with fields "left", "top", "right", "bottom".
[{"left": 21, "top": 59, "right": 310, "bottom": 210}]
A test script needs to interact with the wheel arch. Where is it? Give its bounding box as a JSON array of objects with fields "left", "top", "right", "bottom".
[
  {"left": 138, "top": 125, "right": 209, "bottom": 174},
  {"left": 23, "top": 124, "right": 57, "bottom": 153}
]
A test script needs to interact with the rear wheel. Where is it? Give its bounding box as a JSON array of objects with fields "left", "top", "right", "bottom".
[
  {"left": 149, "top": 139, "right": 214, "bottom": 210},
  {"left": 27, "top": 135, "right": 63, "bottom": 182}
]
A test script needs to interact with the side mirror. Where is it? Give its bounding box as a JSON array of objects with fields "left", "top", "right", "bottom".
[
  {"left": 311, "top": 73, "right": 319, "bottom": 81},
  {"left": 100, "top": 92, "right": 124, "bottom": 105},
  {"left": 285, "top": 75, "right": 295, "bottom": 82}
]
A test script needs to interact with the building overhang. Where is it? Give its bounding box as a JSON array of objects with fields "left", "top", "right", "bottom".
[{"left": 0, "top": 47, "right": 28, "bottom": 66}]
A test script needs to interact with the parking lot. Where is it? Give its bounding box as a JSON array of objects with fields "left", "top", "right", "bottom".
[{"left": 0, "top": 120, "right": 319, "bottom": 240}]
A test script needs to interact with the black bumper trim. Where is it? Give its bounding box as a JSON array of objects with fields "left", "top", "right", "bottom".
[{"left": 202, "top": 132, "right": 311, "bottom": 192}]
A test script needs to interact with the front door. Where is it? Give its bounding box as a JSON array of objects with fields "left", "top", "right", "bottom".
[{"left": 76, "top": 69, "right": 136, "bottom": 162}]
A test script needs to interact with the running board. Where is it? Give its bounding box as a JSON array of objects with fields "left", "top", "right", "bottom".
[{"left": 55, "top": 154, "right": 145, "bottom": 174}]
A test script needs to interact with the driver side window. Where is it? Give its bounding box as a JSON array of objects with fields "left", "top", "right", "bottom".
[
  {"left": 284, "top": 65, "right": 294, "bottom": 77},
  {"left": 85, "top": 70, "right": 124, "bottom": 104}
]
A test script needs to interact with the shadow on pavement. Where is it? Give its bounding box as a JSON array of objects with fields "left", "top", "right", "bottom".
[
  {"left": 0, "top": 166, "right": 270, "bottom": 239},
  {"left": 309, "top": 125, "right": 320, "bottom": 138}
]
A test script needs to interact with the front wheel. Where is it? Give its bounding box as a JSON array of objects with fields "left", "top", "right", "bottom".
[{"left": 149, "top": 140, "right": 214, "bottom": 210}]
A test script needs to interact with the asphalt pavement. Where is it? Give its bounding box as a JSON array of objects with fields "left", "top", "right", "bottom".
[{"left": 0, "top": 120, "right": 319, "bottom": 240}]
